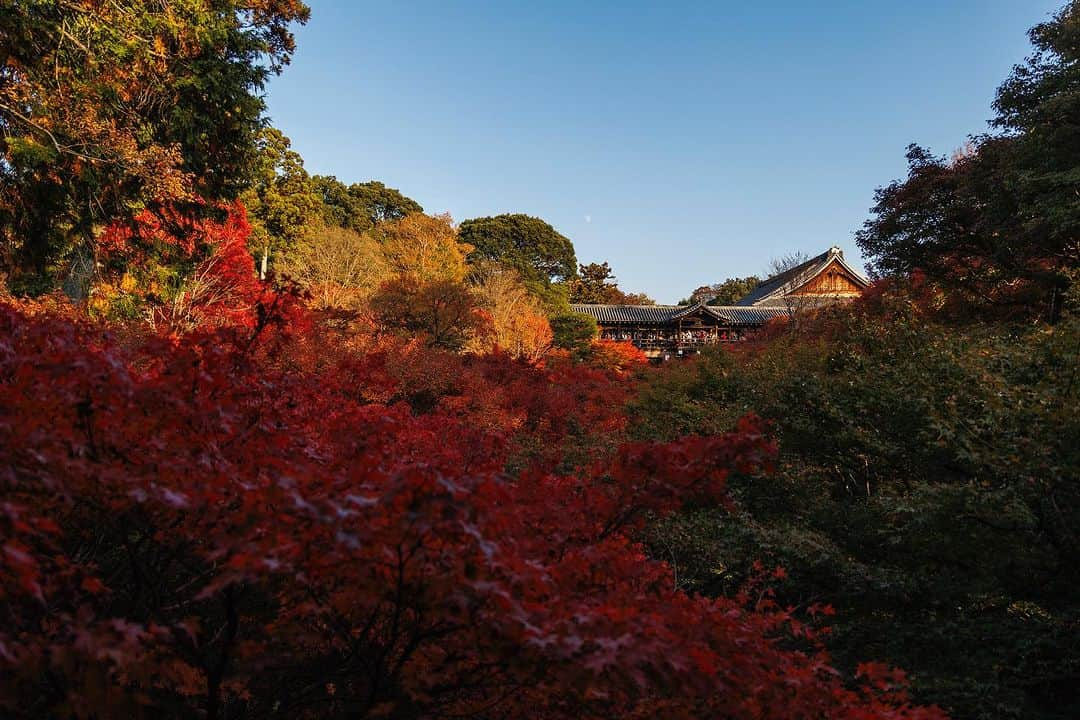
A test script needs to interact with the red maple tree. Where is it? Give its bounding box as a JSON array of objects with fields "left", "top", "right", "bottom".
[{"left": 0, "top": 213, "right": 945, "bottom": 719}]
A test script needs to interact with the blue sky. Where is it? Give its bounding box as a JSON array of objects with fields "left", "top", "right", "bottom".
[{"left": 265, "top": 1, "right": 1062, "bottom": 303}]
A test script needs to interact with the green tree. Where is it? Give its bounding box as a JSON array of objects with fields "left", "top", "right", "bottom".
[
  {"left": 992, "top": 0, "right": 1080, "bottom": 318},
  {"left": 311, "top": 176, "right": 356, "bottom": 229},
  {"left": 312, "top": 176, "right": 422, "bottom": 233},
  {"left": 630, "top": 299, "right": 1080, "bottom": 720},
  {"left": 677, "top": 277, "right": 760, "bottom": 306},
  {"left": 351, "top": 181, "right": 424, "bottom": 228},
  {"left": 570, "top": 261, "right": 656, "bottom": 305},
  {"left": 0, "top": 0, "right": 310, "bottom": 293},
  {"left": 707, "top": 277, "right": 760, "bottom": 305},
  {"left": 241, "top": 128, "right": 321, "bottom": 277},
  {"left": 549, "top": 312, "right": 598, "bottom": 353},
  {"left": 458, "top": 214, "right": 578, "bottom": 313}
]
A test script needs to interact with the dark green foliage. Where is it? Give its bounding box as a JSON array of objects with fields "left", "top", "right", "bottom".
[
  {"left": 570, "top": 261, "right": 655, "bottom": 305},
  {"left": 663, "top": 10, "right": 1080, "bottom": 712},
  {"left": 707, "top": 276, "right": 761, "bottom": 305},
  {"left": 459, "top": 214, "right": 578, "bottom": 313},
  {"left": 993, "top": 1, "right": 1080, "bottom": 304},
  {"left": 631, "top": 302, "right": 1080, "bottom": 719},
  {"left": 550, "top": 312, "right": 598, "bottom": 353},
  {"left": 679, "top": 277, "right": 762, "bottom": 306},
  {"left": 352, "top": 181, "right": 424, "bottom": 226},
  {"left": 311, "top": 176, "right": 355, "bottom": 228},
  {"left": 312, "top": 176, "right": 422, "bottom": 233},
  {"left": 856, "top": 140, "right": 1068, "bottom": 320}
]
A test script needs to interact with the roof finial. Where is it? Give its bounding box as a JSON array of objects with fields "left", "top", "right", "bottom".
[{"left": 829, "top": 245, "right": 842, "bottom": 257}]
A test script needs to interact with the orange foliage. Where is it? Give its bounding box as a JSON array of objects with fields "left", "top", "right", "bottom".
[
  {"left": 583, "top": 339, "right": 649, "bottom": 376},
  {"left": 378, "top": 212, "right": 471, "bottom": 282}
]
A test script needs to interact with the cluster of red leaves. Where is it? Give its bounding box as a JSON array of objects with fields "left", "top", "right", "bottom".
[
  {"left": 851, "top": 263, "right": 1068, "bottom": 325},
  {"left": 0, "top": 297, "right": 946, "bottom": 720},
  {"left": 722, "top": 274, "right": 968, "bottom": 357},
  {"left": 290, "top": 336, "right": 636, "bottom": 472},
  {"left": 99, "top": 203, "right": 308, "bottom": 334},
  {"left": 99, "top": 205, "right": 208, "bottom": 262}
]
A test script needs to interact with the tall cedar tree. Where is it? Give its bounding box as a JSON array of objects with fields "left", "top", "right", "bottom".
[{"left": 241, "top": 128, "right": 322, "bottom": 277}]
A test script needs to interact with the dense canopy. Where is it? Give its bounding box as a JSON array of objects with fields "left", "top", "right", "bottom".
[
  {"left": 459, "top": 213, "right": 578, "bottom": 311},
  {"left": 0, "top": 0, "right": 310, "bottom": 292},
  {"left": 1, "top": 2, "right": 1078, "bottom": 720}
]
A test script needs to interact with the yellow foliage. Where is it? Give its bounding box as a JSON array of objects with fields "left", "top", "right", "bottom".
[
  {"left": 467, "top": 263, "right": 552, "bottom": 363},
  {"left": 279, "top": 224, "right": 390, "bottom": 310},
  {"left": 378, "top": 213, "right": 472, "bottom": 283}
]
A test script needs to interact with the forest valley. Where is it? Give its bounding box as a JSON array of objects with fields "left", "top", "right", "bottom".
[{"left": 1, "top": 2, "right": 1078, "bottom": 719}]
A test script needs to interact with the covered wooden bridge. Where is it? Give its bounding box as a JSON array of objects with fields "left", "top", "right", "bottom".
[
  {"left": 572, "top": 247, "right": 870, "bottom": 359},
  {"left": 570, "top": 303, "right": 789, "bottom": 359}
]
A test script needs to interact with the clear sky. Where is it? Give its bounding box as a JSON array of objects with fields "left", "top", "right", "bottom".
[{"left": 265, "top": 0, "right": 1063, "bottom": 304}]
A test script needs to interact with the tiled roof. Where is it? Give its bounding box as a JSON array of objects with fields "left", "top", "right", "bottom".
[
  {"left": 708, "top": 306, "right": 790, "bottom": 325},
  {"left": 735, "top": 247, "right": 869, "bottom": 306},
  {"left": 570, "top": 304, "right": 683, "bottom": 324},
  {"left": 571, "top": 303, "right": 790, "bottom": 327}
]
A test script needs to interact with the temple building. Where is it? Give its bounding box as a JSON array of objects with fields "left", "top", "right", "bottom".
[
  {"left": 733, "top": 246, "right": 870, "bottom": 308},
  {"left": 572, "top": 247, "right": 869, "bottom": 359}
]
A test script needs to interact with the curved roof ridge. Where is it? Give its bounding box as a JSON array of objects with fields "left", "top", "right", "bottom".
[
  {"left": 735, "top": 248, "right": 869, "bottom": 306},
  {"left": 670, "top": 302, "right": 711, "bottom": 319}
]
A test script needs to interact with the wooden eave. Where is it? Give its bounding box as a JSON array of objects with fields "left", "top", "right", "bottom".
[{"left": 736, "top": 249, "right": 870, "bottom": 306}]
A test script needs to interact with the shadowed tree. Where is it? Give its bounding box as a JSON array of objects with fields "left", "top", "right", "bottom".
[
  {"left": 370, "top": 276, "right": 484, "bottom": 350},
  {"left": 0, "top": 0, "right": 310, "bottom": 294},
  {"left": 857, "top": 1, "right": 1080, "bottom": 321}
]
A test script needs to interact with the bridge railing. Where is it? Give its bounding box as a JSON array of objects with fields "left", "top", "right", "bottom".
[{"left": 601, "top": 335, "right": 744, "bottom": 350}]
